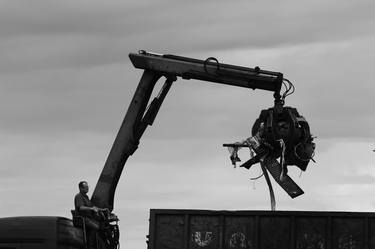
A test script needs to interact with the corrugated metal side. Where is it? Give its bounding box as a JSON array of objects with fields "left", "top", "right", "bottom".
[{"left": 148, "top": 210, "right": 375, "bottom": 249}]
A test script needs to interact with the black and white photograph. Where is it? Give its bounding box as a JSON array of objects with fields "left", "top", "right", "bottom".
[{"left": 0, "top": 1, "right": 374, "bottom": 248}]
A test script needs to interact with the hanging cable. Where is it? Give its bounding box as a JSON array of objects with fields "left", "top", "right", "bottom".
[
  {"left": 260, "top": 160, "right": 276, "bottom": 211},
  {"left": 282, "top": 78, "right": 295, "bottom": 99},
  {"left": 250, "top": 173, "right": 264, "bottom": 181}
]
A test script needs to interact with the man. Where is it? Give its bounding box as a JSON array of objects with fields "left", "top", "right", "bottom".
[
  {"left": 75, "top": 181, "right": 101, "bottom": 220},
  {"left": 74, "top": 181, "right": 103, "bottom": 247}
]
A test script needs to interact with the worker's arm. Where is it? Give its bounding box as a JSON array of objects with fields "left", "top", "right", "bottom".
[
  {"left": 78, "top": 205, "right": 98, "bottom": 213},
  {"left": 77, "top": 205, "right": 109, "bottom": 217}
]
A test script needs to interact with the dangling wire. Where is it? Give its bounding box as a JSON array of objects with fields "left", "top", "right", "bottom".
[
  {"left": 250, "top": 173, "right": 264, "bottom": 181},
  {"left": 281, "top": 78, "right": 295, "bottom": 101},
  {"left": 311, "top": 151, "right": 316, "bottom": 163},
  {"left": 260, "top": 159, "right": 276, "bottom": 211}
]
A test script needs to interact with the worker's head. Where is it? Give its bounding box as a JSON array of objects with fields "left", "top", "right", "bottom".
[{"left": 78, "top": 181, "right": 89, "bottom": 194}]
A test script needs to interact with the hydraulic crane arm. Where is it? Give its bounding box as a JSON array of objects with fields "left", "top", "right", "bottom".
[
  {"left": 131, "top": 51, "right": 283, "bottom": 93},
  {"left": 91, "top": 50, "right": 284, "bottom": 211}
]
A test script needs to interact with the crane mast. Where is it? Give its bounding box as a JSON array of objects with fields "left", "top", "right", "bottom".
[{"left": 91, "top": 50, "right": 284, "bottom": 211}]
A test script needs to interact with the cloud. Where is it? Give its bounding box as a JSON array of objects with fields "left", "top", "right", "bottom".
[
  {"left": 1, "top": 1, "right": 375, "bottom": 72},
  {"left": 1, "top": 35, "right": 375, "bottom": 140}
]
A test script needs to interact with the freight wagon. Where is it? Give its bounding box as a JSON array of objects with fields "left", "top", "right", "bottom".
[{"left": 148, "top": 209, "right": 375, "bottom": 249}]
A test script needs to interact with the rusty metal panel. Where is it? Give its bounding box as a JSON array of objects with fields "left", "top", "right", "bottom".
[
  {"left": 149, "top": 210, "right": 375, "bottom": 249},
  {"left": 154, "top": 215, "right": 185, "bottom": 249},
  {"left": 224, "top": 216, "right": 255, "bottom": 249},
  {"left": 369, "top": 218, "right": 375, "bottom": 249},
  {"left": 189, "top": 215, "right": 220, "bottom": 249},
  {"left": 295, "top": 217, "right": 326, "bottom": 249},
  {"left": 259, "top": 216, "right": 290, "bottom": 249},
  {"left": 332, "top": 217, "right": 364, "bottom": 249}
]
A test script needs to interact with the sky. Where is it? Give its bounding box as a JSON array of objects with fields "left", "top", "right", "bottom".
[{"left": 0, "top": 0, "right": 374, "bottom": 248}]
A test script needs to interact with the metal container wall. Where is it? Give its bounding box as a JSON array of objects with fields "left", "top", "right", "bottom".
[
  {"left": 148, "top": 209, "right": 375, "bottom": 249},
  {"left": 0, "top": 216, "right": 84, "bottom": 249}
]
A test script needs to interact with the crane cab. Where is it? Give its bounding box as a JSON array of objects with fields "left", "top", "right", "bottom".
[{"left": 0, "top": 216, "right": 84, "bottom": 249}]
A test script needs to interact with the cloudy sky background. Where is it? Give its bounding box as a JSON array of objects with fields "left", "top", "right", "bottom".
[{"left": 0, "top": 0, "right": 375, "bottom": 248}]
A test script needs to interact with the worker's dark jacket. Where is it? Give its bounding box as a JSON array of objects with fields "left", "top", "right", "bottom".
[
  {"left": 74, "top": 192, "right": 100, "bottom": 230},
  {"left": 74, "top": 193, "right": 93, "bottom": 214}
]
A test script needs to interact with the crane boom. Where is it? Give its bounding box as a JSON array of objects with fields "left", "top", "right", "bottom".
[
  {"left": 131, "top": 51, "right": 283, "bottom": 93},
  {"left": 91, "top": 50, "right": 284, "bottom": 211}
]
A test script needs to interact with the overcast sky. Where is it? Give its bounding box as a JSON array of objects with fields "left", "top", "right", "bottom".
[{"left": 0, "top": 0, "right": 375, "bottom": 248}]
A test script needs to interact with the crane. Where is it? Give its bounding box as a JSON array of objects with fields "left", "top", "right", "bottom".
[
  {"left": 0, "top": 50, "right": 313, "bottom": 249},
  {"left": 90, "top": 50, "right": 286, "bottom": 211}
]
